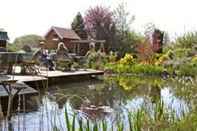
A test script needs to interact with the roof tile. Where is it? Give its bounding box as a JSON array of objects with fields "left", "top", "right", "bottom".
[{"left": 52, "top": 26, "right": 80, "bottom": 40}]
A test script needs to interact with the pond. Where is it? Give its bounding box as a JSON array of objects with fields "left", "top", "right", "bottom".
[{"left": 1, "top": 76, "right": 197, "bottom": 130}]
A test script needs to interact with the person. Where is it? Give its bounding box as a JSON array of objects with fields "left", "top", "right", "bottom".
[{"left": 33, "top": 42, "right": 54, "bottom": 71}]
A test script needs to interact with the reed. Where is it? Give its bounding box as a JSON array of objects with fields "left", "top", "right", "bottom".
[{"left": 62, "top": 100, "right": 197, "bottom": 131}]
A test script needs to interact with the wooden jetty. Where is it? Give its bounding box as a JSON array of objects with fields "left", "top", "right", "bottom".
[
  {"left": 0, "top": 69, "right": 104, "bottom": 86},
  {"left": 40, "top": 69, "right": 104, "bottom": 84},
  {"left": 40, "top": 69, "right": 104, "bottom": 78},
  {"left": 6, "top": 75, "right": 47, "bottom": 82}
]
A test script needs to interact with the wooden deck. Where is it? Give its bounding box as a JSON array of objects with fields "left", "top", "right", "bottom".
[
  {"left": 40, "top": 69, "right": 104, "bottom": 78},
  {"left": 0, "top": 75, "right": 47, "bottom": 84},
  {"left": 0, "top": 69, "right": 103, "bottom": 97},
  {"left": 6, "top": 75, "right": 47, "bottom": 82},
  {"left": 0, "top": 69, "right": 104, "bottom": 90},
  {"left": 0, "top": 69, "right": 103, "bottom": 82}
]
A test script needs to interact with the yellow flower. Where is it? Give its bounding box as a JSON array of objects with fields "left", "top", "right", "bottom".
[{"left": 119, "top": 53, "right": 134, "bottom": 65}]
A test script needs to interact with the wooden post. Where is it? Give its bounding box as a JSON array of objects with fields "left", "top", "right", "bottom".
[
  {"left": 0, "top": 98, "right": 3, "bottom": 131},
  {"left": 0, "top": 82, "right": 23, "bottom": 131}
]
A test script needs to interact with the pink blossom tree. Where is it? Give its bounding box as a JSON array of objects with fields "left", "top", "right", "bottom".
[{"left": 84, "top": 6, "right": 116, "bottom": 51}]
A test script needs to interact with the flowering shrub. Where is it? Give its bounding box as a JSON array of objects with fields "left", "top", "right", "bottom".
[
  {"left": 155, "top": 50, "right": 173, "bottom": 65},
  {"left": 136, "top": 40, "right": 155, "bottom": 64},
  {"left": 119, "top": 54, "right": 135, "bottom": 65}
]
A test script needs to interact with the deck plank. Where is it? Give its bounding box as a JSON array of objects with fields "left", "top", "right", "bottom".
[
  {"left": 1, "top": 69, "right": 103, "bottom": 82},
  {"left": 6, "top": 75, "right": 47, "bottom": 82},
  {"left": 40, "top": 69, "right": 104, "bottom": 78}
]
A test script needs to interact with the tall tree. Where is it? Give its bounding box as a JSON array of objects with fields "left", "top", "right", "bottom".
[
  {"left": 113, "top": 2, "right": 141, "bottom": 57},
  {"left": 114, "top": 2, "right": 135, "bottom": 37},
  {"left": 84, "top": 6, "right": 116, "bottom": 51},
  {"left": 71, "top": 12, "right": 88, "bottom": 39},
  {"left": 9, "top": 34, "right": 43, "bottom": 51}
]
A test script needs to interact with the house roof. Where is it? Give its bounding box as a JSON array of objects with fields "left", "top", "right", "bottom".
[
  {"left": 46, "top": 26, "right": 81, "bottom": 40},
  {"left": 0, "top": 31, "right": 9, "bottom": 41}
]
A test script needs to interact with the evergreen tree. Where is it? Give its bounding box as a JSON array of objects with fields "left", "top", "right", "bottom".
[{"left": 71, "top": 12, "right": 88, "bottom": 39}]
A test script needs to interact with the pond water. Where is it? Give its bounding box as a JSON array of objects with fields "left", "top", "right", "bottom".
[{"left": 1, "top": 76, "right": 197, "bottom": 130}]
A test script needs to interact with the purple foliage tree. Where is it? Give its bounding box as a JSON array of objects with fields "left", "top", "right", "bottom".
[{"left": 84, "top": 6, "right": 116, "bottom": 51}]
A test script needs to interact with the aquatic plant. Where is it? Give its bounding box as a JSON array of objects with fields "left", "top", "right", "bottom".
[{"left": 63, "top": 100, "right": 197, "bottom": 131}]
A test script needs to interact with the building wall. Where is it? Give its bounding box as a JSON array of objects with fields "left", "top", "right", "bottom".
[
  {"left": 63, "top": 38, "right": 76, "bottom": 53},
  {"left": 45, "top": 30, "right": 81, "bottom": 54},
  {"left": 0, "top": 40, "right": 7, "bottom": 48},
  {"left": 78, "top": 43, "right": 89, "bottom": 56},
  {"left": 45, "top": 29, "right": 91, "bottom": 55},
  {"left": 45, "top": 30, "right": 59, "bottom": 49}
]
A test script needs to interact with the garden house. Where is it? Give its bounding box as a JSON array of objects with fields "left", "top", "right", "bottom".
[{"left": 44, "top": 26, "right": 105, "bottom": 56}]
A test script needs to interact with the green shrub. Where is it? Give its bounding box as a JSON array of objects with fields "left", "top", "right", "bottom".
[
  {"left": 175, "top": 32, "right": 197, "bottom": 49},
  {"left": 173, "top": 48, "right": 192, "bottom": 58},
  {"left": 105, "top": 63, "right": 164, "bottom": 75},
  {"left": 191, "top": 56, "right": 197, "bottom": 66},
  {"left": 130, "top": 64, "right": 164, "bottom": 75},
  {"left": 177, "top": 62, "right": 197, "bottom": 77}
]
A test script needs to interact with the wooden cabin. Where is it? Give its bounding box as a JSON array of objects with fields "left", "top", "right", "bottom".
[
  {"left": 44, "top": 26, "right": 105, "bottom": 56},
  {"left": 44, "top": 26, "right": 81, "bottom": 52},
  {"left": 0, "top": 29, "right": 9, "bottom": 49}
]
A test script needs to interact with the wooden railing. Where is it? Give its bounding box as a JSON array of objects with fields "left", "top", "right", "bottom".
[{"left": 0, "top": 52, "right": 37, "bottom": 74}]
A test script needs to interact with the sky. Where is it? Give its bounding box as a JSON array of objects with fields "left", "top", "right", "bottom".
[{"left": 0, "top": 0, "right": 197, "bottom": 41}]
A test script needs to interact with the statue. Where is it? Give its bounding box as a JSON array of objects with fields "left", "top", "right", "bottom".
[
  {"left": 85, "top": 42, "right": 97, "bottom": 68},
  {"left": 55, "top": 42, "right": 72, "bottom": 71},
  {"left": 56, "top": 42, "right": 70, "bottom": 60}
]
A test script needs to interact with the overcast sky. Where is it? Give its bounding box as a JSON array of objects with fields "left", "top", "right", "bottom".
[{"left": 0, "top": 0, "right": 197, "bottom": 41}]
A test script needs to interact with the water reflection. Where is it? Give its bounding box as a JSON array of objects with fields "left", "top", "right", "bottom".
[{"left": 0, "top": 76, "right": 196, "bottom": 130}]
